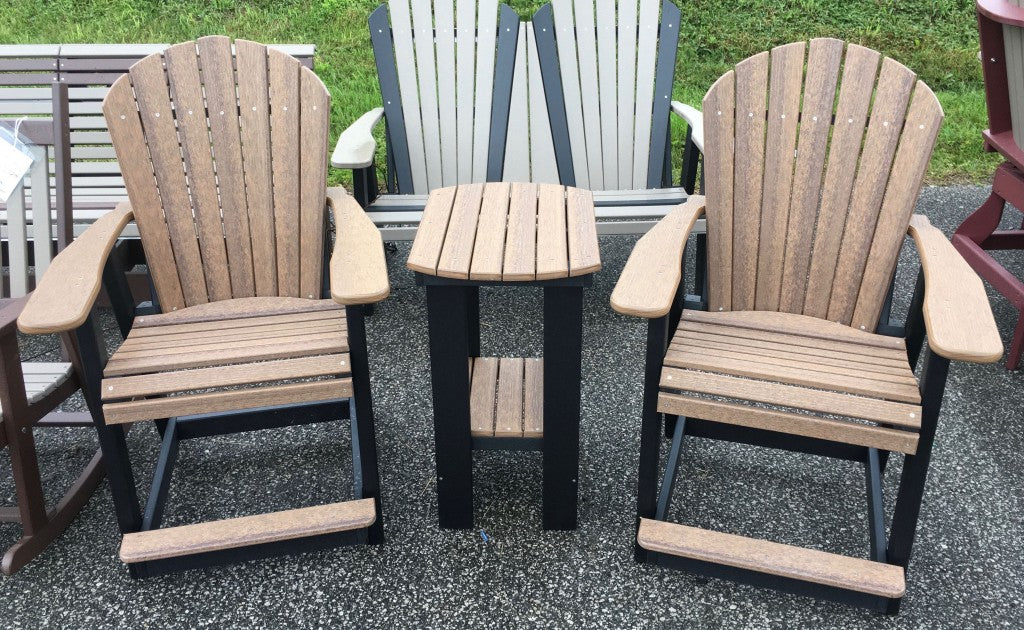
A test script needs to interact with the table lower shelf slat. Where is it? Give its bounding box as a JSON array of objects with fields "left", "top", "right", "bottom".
[{"left": 469, "top": 356, "right": 543, "bottom": 439}]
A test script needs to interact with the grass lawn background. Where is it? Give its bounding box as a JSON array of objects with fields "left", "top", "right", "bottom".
[{"left": 0, "top": 0, "right": 1002, "bottom": 186}]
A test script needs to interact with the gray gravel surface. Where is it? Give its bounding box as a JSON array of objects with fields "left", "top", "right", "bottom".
[{"left": 1, "top": 185, "right": 1022, "bottom": 628}]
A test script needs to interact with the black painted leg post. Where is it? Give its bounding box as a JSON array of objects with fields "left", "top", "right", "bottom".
[
  {"left": 885, "top": 346, "right": 950, "bottom": 615},
  {"left": 542, "top": 285, "right": 583, "bottom": 530},
  {"left": 426, "top": 285, "right": 474, "bottom": 529},
  {"left": 680, "top": 127, "right": 700, "bottom": 195},
  {"left": 346, "top": 305, "right": 384, "bottom": 543},
  {"left": 636, "top": 316, "right": 669, "bottom": 561},
  {"left": 467, "top": 286, "right": 480, "bottom": 358}
]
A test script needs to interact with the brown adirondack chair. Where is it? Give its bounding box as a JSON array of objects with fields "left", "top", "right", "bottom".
[
  {"left": 612, "top": 39, "right": 1003, "bottom": 613},
  {"left": 17, "top": 36, "right": 389, "bottom": 577},
  {"left": 0, "top": 83, "right": 107, "bottom": 575}
]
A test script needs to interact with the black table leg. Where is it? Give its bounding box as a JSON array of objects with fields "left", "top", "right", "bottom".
[
  {"left": 467, "top": 286, "right": 480, "bottom": 358},
  {"left": 542, "top": 285, "right": 584, "bottom": 530},
  {"left": 426, "top": 285, "right": 474, "bottom": 529}
]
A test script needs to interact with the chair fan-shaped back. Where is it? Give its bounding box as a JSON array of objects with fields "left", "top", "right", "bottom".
[
  {"left": 702, "top": 38, "right": 943, "bottom": 331},
  {"left": 103, "top": 36, "right": 330, "bottom": 312}
]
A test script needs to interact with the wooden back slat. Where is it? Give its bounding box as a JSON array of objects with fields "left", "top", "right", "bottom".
[
  {"left": 615, "top": 0, "right": 638, "bottom": 188},
  {"left": 526, "top": 24, "right": 559, "bottom": 184},
  {"left": 503, "top": 28, "right": 531, "bottom": 183},
  {"left": 7, "top": 179, "right": 29, "bottom": 296},
  {"left": 455, "top": 0, "right": 478, "bottom": 183},
  {"left": 630, "top": 0, "right": 660, "bottom": 190},
  {"left": 199, "top": 36, "right": 256, "bottom": 299},
  {"left": 730, "top": 51, "right": 769, "bottom": 311},
  {"left": 104, "top": 38, "right": 328, "bottom": 309},
  {"left": 164, "top": 41, "right": 233, "bottom": 302},
  {"left": 28, "top": 144, "right": 52, "bottom": 279},
  {"left": 595, "top": 0, "right": 617, "bottom": 188},
  {"left": 551, "top": 0, "right": 589, "bottom": 189},
  {"left": 129, "top": 54, "right": 209, "bottom": 307},
  {"left": 435, "top": 0, "right": 458, "bottom": 186},
  {"left": 411, "top": 0, "right": 443, "bottom": 190},
  {"left": 389, "top": 0, "right": 429, "bottom": 192},
  {"left": 825, "top": 58, "right": 916, "bottom": 324},
  {"left": 269, "top": 48, "right": 301, "bottom": 297},
  {"left": 753, "top": 42, "right": 804, "bottom": 311},
  {"left": 471, "top": 0, "right": 500, "bottom": 182},
  {"left": 298, "top": 68, "right": 329, "bottom": 299},
  {"left": 802, "top": 45, "right": 880, "bottom": 318},
  {"left": 104, "top": 75, "right": 186, "bottom": 309},
  {"left": 237, "top": 39, "right": 278, "bottom": 296},
  {"left": 704, "top": 40, "right": 942, "bottom": 332},
  {"left": 778, "top": 38, "right": 844, "bottom": 313},
  {"left": 572, "top": 0, "right": 604, "bottom": 189}
]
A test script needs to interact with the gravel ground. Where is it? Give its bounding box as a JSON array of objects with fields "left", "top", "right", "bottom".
[{"left": 1, "top": 185, "right": 1022, "bottom": 629}]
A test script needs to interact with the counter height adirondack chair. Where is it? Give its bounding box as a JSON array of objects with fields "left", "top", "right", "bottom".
[
  {"left": 333, "top": 0, "right": 703, "bottom": 237},
  {"left": 611, "top": 39, "right": 1003, "bottom": 613},
  {"left": 17, "top": 37, "right": 389, "bottom": 577},
  {"left": 0, "top": 83, "right": 108, "bottom": 575}
]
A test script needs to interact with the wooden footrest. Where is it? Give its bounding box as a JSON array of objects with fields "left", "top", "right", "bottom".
[
  {"left": 469, "top": 357, "right": 543, "bottom": 438},
  {"left": 637, "top": 518, "right": 905, "bottom": 598},
  {"left": 119, "top": 499, "right": 376, "bottom": 563}
]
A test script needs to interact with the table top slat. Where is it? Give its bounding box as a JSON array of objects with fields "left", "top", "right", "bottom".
[
  {"left": 407, "top": 186, "right": 459, "bottom": 274},
  {"left": 536, "top": 184, "right": 569, "bottom": 280},
  {"left": 502, "top": 182, "right": 539, "bottom": 281},
  {"left": 567, "top": 187, "right": 602, "bottom": 276},
  {"left": 436, "top": 183, "right": 486, "bottom": 278},
  {"left": 469, "top": 182, "right": 512, "bottom": 281}
]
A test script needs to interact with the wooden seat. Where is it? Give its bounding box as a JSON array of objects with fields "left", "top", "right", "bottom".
[
  {"left": 637, "top": 519, "right": 906, "bottom": 598},
  {"left": 119, "top": 499, "right": 376, "bottom": 564},
  {"left": 101, "top": 298, "right": 352, "bottom": 425},
  {"left": 659, "top": 310, "right": 921, "bottom": 454}
]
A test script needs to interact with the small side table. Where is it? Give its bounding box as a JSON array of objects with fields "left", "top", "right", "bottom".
[{"left": 408, "top": 182, "right": 601, "bottom": 530}]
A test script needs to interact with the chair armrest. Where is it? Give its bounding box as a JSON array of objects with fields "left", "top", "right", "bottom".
[
  {"left": 907, "top": 214, "right": 1003, "bottom": 363},
  {"left": 331, "top": 107, "right": 385, "bottom": 169},
  {"left": 670, "top": 101, "right": 703, "bottom": 153},
  {"left": 18, "top": 202, "right": 134, "bottom": 334},
  {"left": 327, "top": 187, "right": 390, "bottom": 305},
  {"left": 611, "top": 196, "right": 706, "bottom": 318}
]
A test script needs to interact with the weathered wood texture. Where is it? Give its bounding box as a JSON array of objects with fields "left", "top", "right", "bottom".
[
  {"left": 702, "top": 39, "right": 944, "bottom": 331},
  {"left": 407, "top": 182, "right": 601, "bottom": 281},
  {"left": 103, "top": 37, "right": 329, "bottom": 311}
]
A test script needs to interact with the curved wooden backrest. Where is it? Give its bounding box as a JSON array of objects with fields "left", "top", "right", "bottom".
[
  {"left": 702, "top": 38, "right": 943, "bottom": 331},
  {"left": 103, "top": 36, "right": 329, "bottom": 311},
  {"left": 372, "top": 0, "right": 521, "bottom": 194},
  {"left": 538, "top": 0, "right": 680, "bottom": 191}
]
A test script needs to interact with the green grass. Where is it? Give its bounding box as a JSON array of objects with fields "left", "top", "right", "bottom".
[{"left": 0, "top": 0, "right": 1002, "bottom": 184}]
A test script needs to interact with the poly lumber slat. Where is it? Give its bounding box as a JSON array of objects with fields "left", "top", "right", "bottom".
[
  {"left": 407, "top": 186, "right": 458, "bottom": 274},
  {"left": 631, "top": 0, "right": 660, "bottom": 189},
  {"left": 129, "top": 53, "right": 209, "bottom": 307},
  {"left": 680, "top": 310, "right": 906, "bottom": 351},
  {"left": 29, "top": 145, "right": 52, "bottom": 278},
  {"left": 802, "top": 45, "right": 881, "bottom": 318},
  {"left": 471, "top": 0, "right": 499, "bottom": 182},
  {"left": 119, "top": 499, "right": 375, "bottom": 563},
  {"left": 470, "top": 357, "right": 499, "bottom": 437},
  {"left": 503, "top": 28, "right": 530, "bottom": 184},
  {"left": 535, "top": 184, "right": 569, "bottom": 280},
  {"left": 236, "top": 39, "right": 278, "bottom": 297},
  {"left": 730, "top": 50, "right": 769, "bottom": 311},
  {"left": 437, "top": 183, "right": 485, "bottom": 279},
  {"left": 663, "top": 348, "right": 920, "bottom": 403},
  {"left": 523, "top": 358, "right": 543, "bottom": 438},
  {"left": 470, "top": 182, "right": 512, "bottom": 281},
  {"left": 660, "top": 368, "right": 921, "bottom": 428},
  {"left": 573, "top": 0, "right": 603, "bottom": 189},
  {"left": 198, "top": 36, "right": 256, "bottom": 299},
  {"left": 637, "top": 519, "right": 906, "bottom": 598},
  {"left": 102, "top": 354, "right": 351, "bottom": 400},
  {"left": 595, "top": 0, "right": 618, "bottom": 188},
  {"left": 6, "top": 183, "right": 28, "bottom": 296},
  {"left": 678, "top": 320, "right": 906, "bottom": 362},
  {"left": 132, "top": 297, "right": 341, "bottom": 328},
  {"left": 455, "top": 0, "right": 478, "bottom": 182},
  {"left": 164, "top": 41, "right": 233, "bottom": 302},
  {"left": 329, "top": 189, "right": 390, "bottom": 305},
  {"left": 298, "top": 68, "right": 329, "bottom": 299},
  {"left": 658, "top": 394, "right": 918, "bottom": 454},
  {"left": 615, "top": 0, "right": 637, "bottom": 188},
  {"left": 552, "top": 0, "right": 589, "bottom": 188},
  {"left": 566, "top": 186, "right": 601, "bottom": 276},
  {"left": 851, "top": 83, "right": 944, "bottom": 330},
  {"left": 526, "top": 24, "right": 558, "bottom": 185},
  {"left": 435, "top": 0, "right": 458, "bottom": 186},
  {"left": 411, "top": 0, "right": 443, "bottom": 191},
  {"left": 117, "top": 320, "right": 345, "bottom": 353},
  {"left": 778, "top": 38, "right": 844, "bottom": 312},
  {"left": 754, "top": 42, "right": 805, "bottom": 311},
  {"left": 269, "top": 48, "right": 301, "bottom": 296},
  {"left": 130, "top": 310, "right": 344, "bottom": 339},
  {"left": 390, "top": 0, "right": 428, "bottom": 192},
  {"left": 103, "top": 378, "right": 352, "bottom": 425},
  {"left": 827, "top": 57, "right": 916, "bottom": 325},
  {"left": 502, "top": 182, "right": 538, "bottom": 281},
  {"left": 703, "top": 71, "right": 735, "bottom": 311},
  {"left": 495, "top": 357, "right": 524, "bottom": 436}
]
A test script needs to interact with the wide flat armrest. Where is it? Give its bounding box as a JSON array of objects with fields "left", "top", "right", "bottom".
[
  {"left": 611, "top": 196, "right": 706, "bottom": 318},
  {"left": 908, "top": 214, "right": 1003, "bottom": 363},
  {"left": 18, "top": 203, "right": 134, "bottom": 335},
  {"left": 331, "top": 107, "right": 385, "bottom": 169},
  {"left": 327, "top": 187, "right": 390, "bottom": 305},
  {"left": 671, "top": 101, "right": 703, "bottom": 153}
]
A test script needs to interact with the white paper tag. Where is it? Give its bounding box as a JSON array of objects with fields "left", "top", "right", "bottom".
[{"left": 0, "top": 124, "right": 34, "bottom": 203}]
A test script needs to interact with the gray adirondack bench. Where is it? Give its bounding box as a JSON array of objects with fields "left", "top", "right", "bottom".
[{"left": 332, "top": 0, "right": 704, "bottom": 238}]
